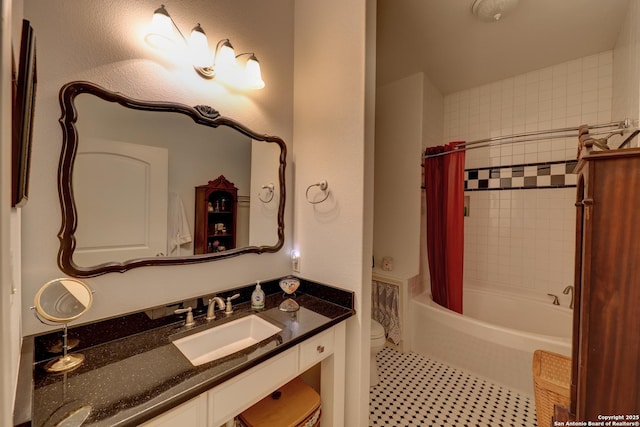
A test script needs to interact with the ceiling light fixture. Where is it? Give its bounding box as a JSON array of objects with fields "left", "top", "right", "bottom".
[
  {"left": 471, "top": 0, "right": 520, "bottom": 22},
  {"left": 145, "top": 5, "right": 265, "bottom": 90}
]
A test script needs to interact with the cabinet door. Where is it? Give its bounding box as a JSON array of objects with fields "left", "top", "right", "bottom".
[
  {"left": 573, "top": 151, "right": 640, "bottom": 419},
  {"left": 140, "top": 394, "right": 207, "bottom": 427},
  {"left": 580, "top": 156, "right": 640, "bottom": 418}
]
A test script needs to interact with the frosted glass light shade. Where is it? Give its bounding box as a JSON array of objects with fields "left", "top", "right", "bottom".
[
  {"left": 245, "top": 55, "right": 265, "bottom": 89},
  {"left": 215, "top": 41, "right": 237, "bottom": 71},
  {"left": 189, "top": 24, "right": 212, "bottom": 69},
  {"left": 145, "top": 5, "right": 178, "bottom": 49}
]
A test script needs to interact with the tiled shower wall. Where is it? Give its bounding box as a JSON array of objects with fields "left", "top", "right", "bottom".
[
  {"left": 442, "top": 52, "right": 614, "bottom": 300},
  {"left": 613, "top": 0, "right": 640, "bottom": 135}
]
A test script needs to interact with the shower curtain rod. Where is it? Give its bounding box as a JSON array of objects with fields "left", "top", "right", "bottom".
[{"left": 423, "top": 119, "right": 634, "bottom": 159}]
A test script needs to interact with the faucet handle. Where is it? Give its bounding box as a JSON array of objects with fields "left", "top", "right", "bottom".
[
  {"left": 547, "top": 293, "right": 560, "bottom": 305},
  {"left": 225, "top": 294, "right": 241, "bottom": 315},
  {"left": 174, "top": 307, "right": 195, "bottom": 327}
]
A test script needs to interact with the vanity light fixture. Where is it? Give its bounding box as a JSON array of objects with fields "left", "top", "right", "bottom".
[
  {"left": 471, "top": 0, "right": 520, "bottom": 22},
  {"left": 145, "top": 5, "right": 265, "bottom": 89}
]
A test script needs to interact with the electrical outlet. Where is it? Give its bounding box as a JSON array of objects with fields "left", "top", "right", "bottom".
[{"left": 291, "top": 251, "right": 300, "bottom": 273}]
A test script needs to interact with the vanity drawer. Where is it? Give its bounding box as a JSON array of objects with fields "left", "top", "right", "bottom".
[
  {"left": 299, "top": 327, "right": 335, "bottom": 371},
  {"left": 141, "top": 393, "right": 207, "bottom": 427},
  {"left": 208, "top": 347, "right": 298, "bottom": 426}
]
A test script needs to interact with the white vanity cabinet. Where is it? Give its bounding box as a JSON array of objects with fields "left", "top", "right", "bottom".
[{"left": 142, "top": 322, "right": 346, "bottom": 427}]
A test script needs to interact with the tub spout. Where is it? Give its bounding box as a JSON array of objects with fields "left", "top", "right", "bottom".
[
  {"left": 563, "top": 285, "right": 574, "bottom": 309},
  {"left": 547, "top": 293, "right": 560, "bottom": 305}
]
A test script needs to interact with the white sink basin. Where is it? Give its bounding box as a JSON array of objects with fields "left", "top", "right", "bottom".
[{"left": 172, "top": 315, "right": 282, "bottom": 366}]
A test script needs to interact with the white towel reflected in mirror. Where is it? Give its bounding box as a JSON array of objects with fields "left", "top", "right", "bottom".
[{"left": 168, "top": 192, "right": 193, "bottom": 256}]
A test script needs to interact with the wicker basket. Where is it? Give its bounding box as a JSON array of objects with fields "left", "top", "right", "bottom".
[
  {"left": 532, "top": 350, "right": 571, "bottom": 427},
  {"left": 238, "top": 377, "right": 321, "bottom": 427}
]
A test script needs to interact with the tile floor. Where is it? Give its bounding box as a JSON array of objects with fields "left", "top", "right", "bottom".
[{"left": 369, "top": 347, "right": 537, "bottom": 426}]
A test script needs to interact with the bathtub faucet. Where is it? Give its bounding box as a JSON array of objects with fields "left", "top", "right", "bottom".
[
  {"left": 547, "top": 293, "right": 560, "bottom": 305},
  {"left": 563, "top": 285, "right": 574, "bottom": 309}
]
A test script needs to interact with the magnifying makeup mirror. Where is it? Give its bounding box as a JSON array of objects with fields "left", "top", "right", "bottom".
[{"left": 32, "top": 278, "right": 94, "bottom": 373}]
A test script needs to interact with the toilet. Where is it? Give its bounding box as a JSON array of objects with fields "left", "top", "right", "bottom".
[{"left": 370, "top": 319, "right": 386, "bottom": 386}]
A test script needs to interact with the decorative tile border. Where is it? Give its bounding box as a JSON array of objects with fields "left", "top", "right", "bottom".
[{"left": 465, "top": 160, "right": 578, "bottom": 191}]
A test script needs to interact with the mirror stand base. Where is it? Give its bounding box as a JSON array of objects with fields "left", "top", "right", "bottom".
[{"left": 45, "top": 353, "right": 85, "bottom": 373}]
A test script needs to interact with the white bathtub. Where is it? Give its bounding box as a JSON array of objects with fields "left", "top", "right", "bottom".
[{"left": 410, "top": 288, "right": 572, "bottom": 396}]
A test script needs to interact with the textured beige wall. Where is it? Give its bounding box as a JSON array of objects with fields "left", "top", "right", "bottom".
[{"left": 293, "top": 0, "right": 372, "bottom": 424}]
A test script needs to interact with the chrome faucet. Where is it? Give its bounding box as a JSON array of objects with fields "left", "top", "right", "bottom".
[
  {"left": 206, "top": 297, "right": 226, "bottom": 321},
  {"left": 563, "top": 285, "right": 574, "bottom": 309},
  {"left": 225, "top": 294, "right": 241, "bottom": 315},
  {"left": 547, "top": 293, "right": 560, "bottom": 305}
]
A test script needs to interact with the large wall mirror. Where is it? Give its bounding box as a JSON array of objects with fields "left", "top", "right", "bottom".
[{"left": 58, "top": 81, "right": 286, "bottom": 277}]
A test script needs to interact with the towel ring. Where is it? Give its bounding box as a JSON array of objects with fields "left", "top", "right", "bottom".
[
  {"left": 305, "top": 180, "right": 330, "bottom": 204},
  {"left": 258, "top": 183, "right": 275, "bottom": 203}
]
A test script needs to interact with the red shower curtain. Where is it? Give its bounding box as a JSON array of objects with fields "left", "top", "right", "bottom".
[{"left": 423, "top": 141, "right": 465, "bottom": 314}]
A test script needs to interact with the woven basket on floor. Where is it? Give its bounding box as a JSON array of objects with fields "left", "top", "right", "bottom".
[{"left": 532, "top": 350, "right": 571, "bottom": 427}]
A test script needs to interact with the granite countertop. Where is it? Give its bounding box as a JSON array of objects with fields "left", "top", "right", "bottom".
[{"left": 15, "top": 278, "right": 355, "bottom": 427}]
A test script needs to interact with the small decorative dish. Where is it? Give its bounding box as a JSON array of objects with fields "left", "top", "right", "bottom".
[
  {"left": 279, "top": 277, "right": 300, "bottom": 295},
  {"left": 279, "top": 277, "right": 301, "bottom": 312}
]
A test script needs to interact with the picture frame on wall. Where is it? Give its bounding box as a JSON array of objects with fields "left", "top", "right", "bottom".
[{"left": 12, "top": 19, "right": 37, "bottom": 208}]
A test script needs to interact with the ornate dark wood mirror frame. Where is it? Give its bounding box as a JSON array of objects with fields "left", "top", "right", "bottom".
[{"left": 58, "top": 81, "right": 286, "bottom": 277}]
